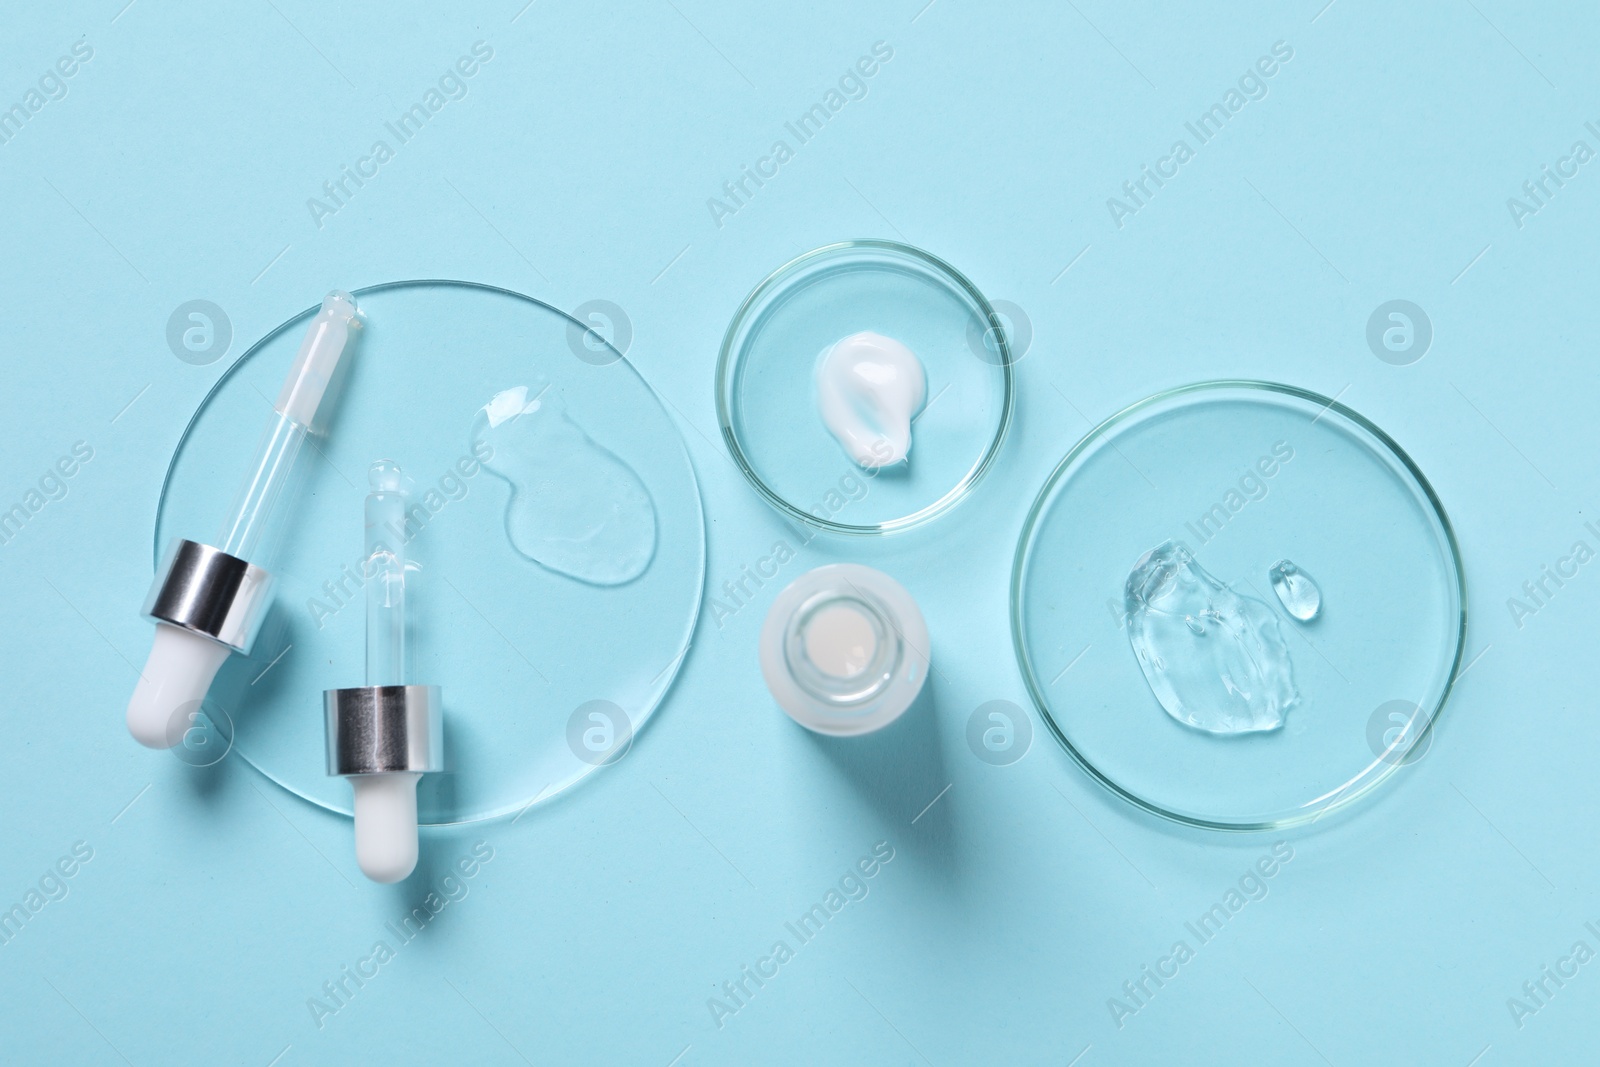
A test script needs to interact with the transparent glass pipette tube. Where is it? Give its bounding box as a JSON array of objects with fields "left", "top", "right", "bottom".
[
  {"left": 215, "top": 412, "right": 307, "bottom": 561},
  {"left": 365, "top": 461, "right": 407, "bottom": 687},
  {"left": 214, "top": 290, "right": 362, "bottom": 562}
]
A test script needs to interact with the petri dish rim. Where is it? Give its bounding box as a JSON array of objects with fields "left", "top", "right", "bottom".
[
  {"left": 715, "top": 239, "right": 1015, "bottom": 535},
  {"left": 1010, "top": 379, "right": 1467, "bottom": 832},
  {"left": 153, "top": 279, "right": 705, "bottom": 825}
]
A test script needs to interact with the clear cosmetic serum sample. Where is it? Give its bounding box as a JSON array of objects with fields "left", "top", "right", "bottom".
[
  {"left": 1269, "top": 559, "right": 1321, "bottom": 621},
  {"left": 472, "top": 383, "right": 656, "bottom": 585},
  {"left": 1123, "top": 541, "right": 1298, "bottom": 735}
]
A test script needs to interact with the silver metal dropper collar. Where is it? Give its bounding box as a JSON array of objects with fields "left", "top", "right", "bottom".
[
  {"left": 142, "top": 538, "right": 274, "bottom": 653},
  {"left": 325, "top": 685, "right": 444, "bottom": 776}
]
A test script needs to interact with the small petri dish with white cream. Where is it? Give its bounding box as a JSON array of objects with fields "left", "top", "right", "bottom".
[{"left": 717, "top": 240, "right": 1014, "bottom": 534}]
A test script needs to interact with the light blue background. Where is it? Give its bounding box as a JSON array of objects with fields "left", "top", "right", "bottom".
[{"left": 0, "top": 1, "right": 1593, "bottom": 1064}]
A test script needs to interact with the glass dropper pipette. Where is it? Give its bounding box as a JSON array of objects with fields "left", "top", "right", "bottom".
[
  {"left": 326, "top": 461, "right": 444, "bottom": 883},
  {"left": 128, "top": 291, "right": 362, "bottom": 748}
]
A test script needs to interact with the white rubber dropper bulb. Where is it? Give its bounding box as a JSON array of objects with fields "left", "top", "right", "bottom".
[
  {"left": 351, "top": 773, "right": 421, "bottom": 884},
  {"left": 351, "top": 460, "right": 420, "bottom": 883},
  {"left": 127, "top": 625, "right": 231, "bottom": 749}
]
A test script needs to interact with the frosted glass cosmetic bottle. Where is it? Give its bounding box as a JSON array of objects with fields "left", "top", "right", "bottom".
[{"left": 759, "top": 564, "right": 929, "bottom": 736}]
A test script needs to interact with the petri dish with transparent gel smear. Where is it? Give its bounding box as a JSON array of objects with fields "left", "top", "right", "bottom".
[
  {"left": 1012, "top": 382, "right": 1465, "bottom": 830},
  {"left": 155, "top": 281, "right": 704, "bottom": 823},
  {"left": 717, "top": 240, "right": 1014, "bottom": 534}
]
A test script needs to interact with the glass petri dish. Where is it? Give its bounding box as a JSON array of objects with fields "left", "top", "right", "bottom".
[
  {"left": 717, "top": 240, "right": 1013, "bottom": 534},
  {"left": 1012, "top": 381, "right": 1465, "bottom": 830},
  {"left": 155, "top": 281, "right": 704, "bottom": 823}
]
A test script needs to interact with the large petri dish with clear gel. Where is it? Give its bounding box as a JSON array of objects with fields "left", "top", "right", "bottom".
[
  {"left": 1013, "top": 381, "right": 1465, "bottom": 830},
  {"left": 717, "top": 240, "right": 1013, "bottom": 534},
  {"left": 155, "top": 281, "right": 704, "bottom": 823}
]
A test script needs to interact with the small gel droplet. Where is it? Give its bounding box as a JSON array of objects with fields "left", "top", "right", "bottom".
[
  {"left": 1269, "top": 560, "right": 1321, "bottom": 621},
  {"left": 368, "top": 459, "right": 405, "bottom": 493}
]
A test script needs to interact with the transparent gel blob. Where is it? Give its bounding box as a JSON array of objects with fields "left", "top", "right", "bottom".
[
  {"left": 1269, "top": 559, "right": 1321, "bottom": 621},
  {"left": 1124, "top": 541, "right": 1298, "bottom": 735},
  {"left": 472, "top": 383, "right": 657, "bottom": 586}
]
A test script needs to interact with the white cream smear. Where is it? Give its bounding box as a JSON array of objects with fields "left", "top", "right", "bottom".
[
  {"left": 815, "top": 331, "right": 927, "bottom": 468},
  {"left": 803, "top": 602, "right": 879, "bottom": 679}
]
